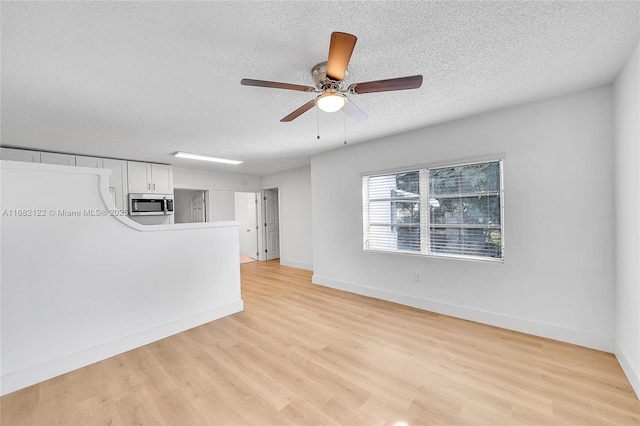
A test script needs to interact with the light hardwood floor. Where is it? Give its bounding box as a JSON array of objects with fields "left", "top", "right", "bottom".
[
  {"left": 2, "top": 260, "right": 639, "bottom": 425},
  {"left": 239, "top": 254, "right": 256, "bottom": 264}
]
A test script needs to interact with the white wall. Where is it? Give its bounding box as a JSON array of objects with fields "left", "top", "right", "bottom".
[
  {"left": 261, "top": 166, "right": 313, "bottom": 270},
  {"left": 311, "top": 86, "right": 615, "bottom": 351},
  {"left": 173, "top": 167, "right": 261, "bottom": 191},
  {"left": 211, "top": 190, "right": 235, "bottom": 221},
  {"left": 614, "top": 41, "right": 640, "bottom": 398},
  {"left": 1, "top": 161, "right": 243, "bottom": 395}
]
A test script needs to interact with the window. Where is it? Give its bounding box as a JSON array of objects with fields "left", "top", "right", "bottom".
[
  {"left": 362, "top": 158, "right": 504, "bottom": 261},
  {"left": 363, "top": 170, "right": 422, "bottom": 252}
]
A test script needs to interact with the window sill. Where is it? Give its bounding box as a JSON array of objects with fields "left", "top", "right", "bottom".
[{"left": 364, "top": 248, "right": 505, "bottom": 264}]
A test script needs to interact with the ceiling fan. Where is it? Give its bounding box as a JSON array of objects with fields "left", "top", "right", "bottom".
[{"left": 241, "top": 32, "right": 423, "bottom": 122}]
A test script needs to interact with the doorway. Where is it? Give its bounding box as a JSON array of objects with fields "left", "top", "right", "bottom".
[
  {"left": 235, "top": 192, "right": 259, "bottom": 261},
  {"left": 174, "top": 189, "right": 208, "bottom": 223},
  {"left": 234, "top": 188, "right": 280, "bottom": 263}
]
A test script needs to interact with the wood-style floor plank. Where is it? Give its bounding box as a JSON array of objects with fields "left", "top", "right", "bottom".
[{"left": 1, "top": 260, "right": 639, "bottom": 425}]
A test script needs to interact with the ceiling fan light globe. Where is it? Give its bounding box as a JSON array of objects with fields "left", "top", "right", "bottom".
[{"left": 316, "top": 92, "right": 346, "bottom": 113}]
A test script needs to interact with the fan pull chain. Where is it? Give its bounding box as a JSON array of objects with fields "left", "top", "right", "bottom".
[
  {"left": 343, "top": 112, "right": 347, "bottom": 145},
  {"left": 316, "top": 107, "right": 320, "bottom": 140}
]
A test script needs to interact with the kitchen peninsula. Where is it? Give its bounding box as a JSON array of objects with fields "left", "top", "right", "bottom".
[{"left": 1, "top": 160, "right": 243, "bottom": 395}]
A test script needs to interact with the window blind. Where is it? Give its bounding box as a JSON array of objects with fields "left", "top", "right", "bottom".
[
  {"left": 363, "top": 171, "right": 421, "bottom": 253},
  {"left": 363, "top": 159, "right": 504, "bottom": 261},
  {"left": 428, "top": 162, "right": 502, "bottom": 259}
]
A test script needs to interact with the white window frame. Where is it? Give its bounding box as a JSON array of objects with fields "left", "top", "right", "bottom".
[{"left": 362, "top": 154, "right": 505, "bottom": 263}]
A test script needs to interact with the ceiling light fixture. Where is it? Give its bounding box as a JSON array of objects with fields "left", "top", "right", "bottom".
[
  {"left": 173, "top": 151, "right": 243, "bottom": 165},
  {"left": 315, "top": 91, "right": 347, "bottom": 113}
]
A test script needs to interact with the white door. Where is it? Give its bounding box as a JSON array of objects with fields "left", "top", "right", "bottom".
[
  {"left": 264, "top": 188, "right": 280, "bottom": 260},
  {"left": 235, "top": 192, "right": 259, "bottom": 259},
  {"left": 191, "top": 192, "right": 206, "bottom": 222},
  {"left": 247, "top": 193, "right": 258, "bottom": 259}
]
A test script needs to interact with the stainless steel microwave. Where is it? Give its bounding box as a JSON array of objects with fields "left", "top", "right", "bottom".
[{"left": 129, "top": 193, "right": 174, "bottom": 216}]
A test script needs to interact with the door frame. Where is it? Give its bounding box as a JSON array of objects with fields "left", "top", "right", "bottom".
[{"left": 234, "top": 191, "right": 260, "bottom": 260}]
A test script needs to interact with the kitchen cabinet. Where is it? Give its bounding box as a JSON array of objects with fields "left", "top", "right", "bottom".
[
  {"left": 1, "top": 149, "right": 167, "bottom": 210},
  {"left": 75, "top": 155, "right": 103, "bottom": 168},
  {"left": 103, "top": 159, "right": 129, "bottom": 211},
  {"left": 1, "top": 147, "right": 41, "bottom": 163},
  {"left": 127, "top": 162, "right": 152, "bottom": 193},
  {"left": 70, "top": 156, "right": 127, "bottom": 211},
  {"left": 151, "top": 164, "right": 173, "bottom": 194},
  {"left": 41, "top": 152, "right": 76, "bottom": 166},
  {"left": 127, "top": 161, "right": 173, "bottom": 194}
]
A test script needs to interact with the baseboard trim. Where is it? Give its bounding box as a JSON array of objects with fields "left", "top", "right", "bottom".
[
  {"left": 280, "top": 260, "right": 313, "bottom": 271},
  {"left": 312, "top": 275, "right": 614, "bottom": 353},
  {"left": 0, "top": 300, "right": 244, "bottom": 396},
  {"left": 615, "top": 342, "right": 640, "bottom": 400}
]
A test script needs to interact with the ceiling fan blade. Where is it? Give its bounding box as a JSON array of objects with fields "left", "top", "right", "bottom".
[
  {"left": 241, "top": 79, "right": 315, "bottom": 92},
  {"left": 326, "top": 32, "right": 357, "bottom": 81},
  {"left": 280, "top": 100, "right": 316, "bottom": 122},
  {"left": 342, "top": 98, "right": 368, "bottom": 122},
  {"left": 352, "top": 75, "right": 423, "bottom": 94}
]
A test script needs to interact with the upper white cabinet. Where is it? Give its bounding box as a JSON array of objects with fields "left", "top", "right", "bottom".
[
  {"left": 127, "top": 161, "right": 173, "bottom": 194},
  {"left": 2, "top": 149, "right": 171, "bottom": 206},
  {"left": 41, "top": 152, "right": 76, "bottom": 166},
  {"left": 103, "top": 159, "right": 129, "bottom": 211},
  {"left": 151, "top": 164, "right": 173, "bottom": 194},
  {"left": 76, "top": 156, "right": 127, "bottom": 211},
  {"left": 127, "top": 161, "right": 152, "bottom": 193},
  {"left": 1, "top": 147, "right": 41, "bottom": 163},
  {"left": 76, "top": 155, "right": 104, "bottom": 168}
]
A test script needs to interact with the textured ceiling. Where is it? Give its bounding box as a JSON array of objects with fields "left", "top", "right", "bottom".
[{"left": 2, "top": 1, "right": 639, "bottom": 176}]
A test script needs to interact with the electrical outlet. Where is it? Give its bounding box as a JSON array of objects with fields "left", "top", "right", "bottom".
[{"left": 414, "top": 271, "right": 421, "bottom": 282}]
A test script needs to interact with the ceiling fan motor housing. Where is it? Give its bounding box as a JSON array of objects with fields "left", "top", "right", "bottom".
[{"left": 312, "top": 61, "right": 346, "bottom": 91}]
